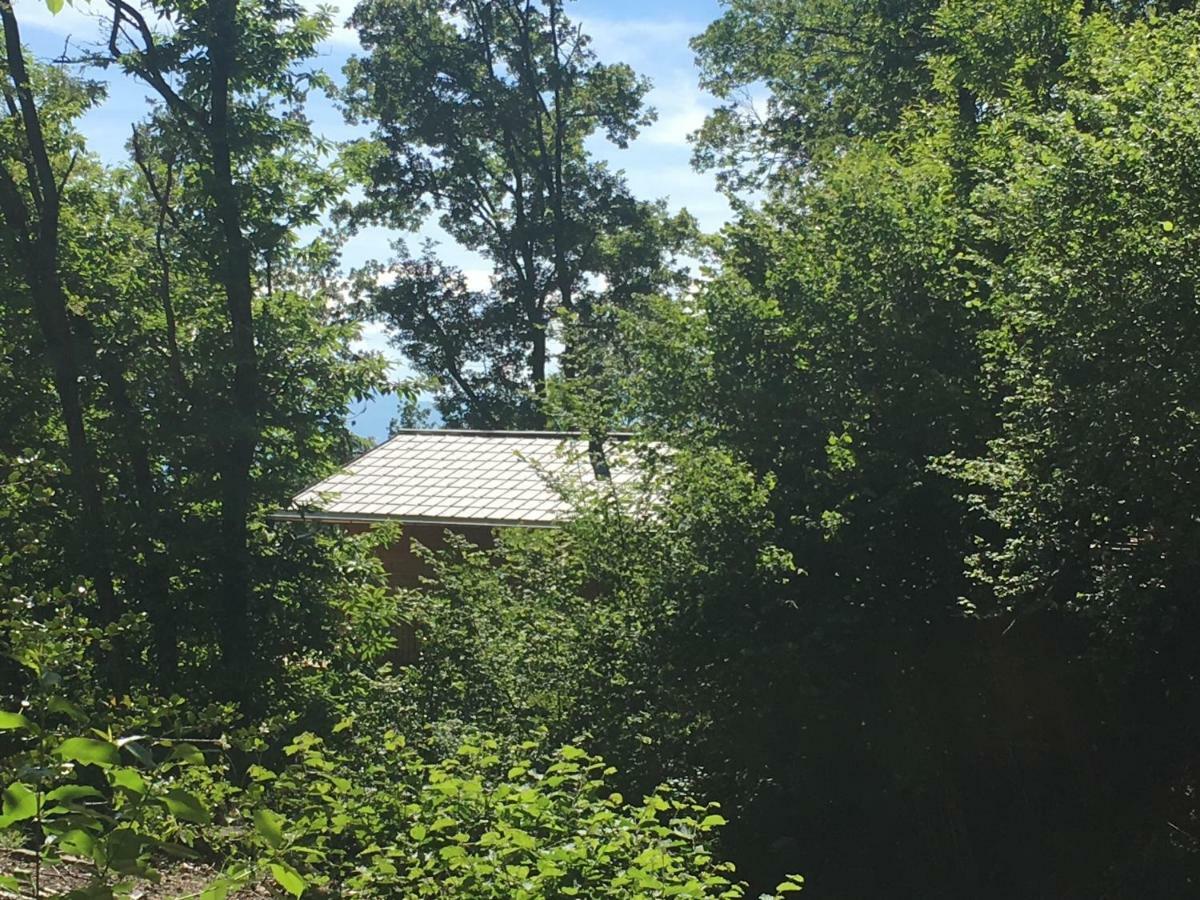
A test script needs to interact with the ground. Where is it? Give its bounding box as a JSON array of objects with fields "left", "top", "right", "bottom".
[{"left": 0, "top": 849, "right": 270, "bottom": 898}]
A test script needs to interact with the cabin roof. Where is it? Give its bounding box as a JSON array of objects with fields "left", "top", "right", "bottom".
[{"left": 272, "top": 429, "right": 635, "bottom": 528}]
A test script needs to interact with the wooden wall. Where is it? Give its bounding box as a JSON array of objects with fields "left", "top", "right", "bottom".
[{"left": 342, "top": 522, "right": 497, "bottom": 664}]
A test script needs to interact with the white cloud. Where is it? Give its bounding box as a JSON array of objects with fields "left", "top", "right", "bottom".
[
  {"left": 14, "top": 0, "right": 113, "bottom": 42},
  {"left": 316, "top": 18, "right": 360, "bottom": 51},
  {"left": 354, "top": 320, "right": 390, "bottom": 353},
  {"left": 352, "top": 321, "right": 411, "bottom": 378},
  {"left": 462, "top": 268, "right": 493, "bottom": 292},
  {"left": 579, "top": 16, "right": 702, "bottom": 68},
  {"left": 576, "top": 12, "right": 711, "bottom": 150},
  {"left": 619, "top": 160, "right": 732, "bottom": 233},
  {"left": 642, "top": 77, "right": 711, "bottom": 148}
]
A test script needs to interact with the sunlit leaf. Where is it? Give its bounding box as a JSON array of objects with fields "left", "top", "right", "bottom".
[
  {"left": 56, "top": 737, "right": 120, "bottom": 767},
  {"left": 0, "top": 783, "right": 38, "bottom": 826},
  {"left": 162, "top": 789, "right": 211, "bottom": 824},
  {"left": 45, "top": 784, "right": 103, "bottom": 804},
  {"left": 253, "top": 807, "right": 286, "bottom": 849},
  {"left": 269, "top": 862, "right": 307, "bottom": 897},
  {"left": 0, "top": 711, "right": 33, "bottom": 732}
]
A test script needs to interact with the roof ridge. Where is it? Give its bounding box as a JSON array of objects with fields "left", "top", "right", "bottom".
[{"left": 384, "top": 428, "right": 634, "bottom": 440}]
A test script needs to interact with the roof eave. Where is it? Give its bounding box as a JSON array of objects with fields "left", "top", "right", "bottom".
[{"left": 267, "top": 509, "right": 564, "bottom": 530}]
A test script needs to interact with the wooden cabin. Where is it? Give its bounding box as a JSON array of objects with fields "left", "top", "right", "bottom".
[{"left": 272, "top": 429, "right": 633, "bottom": 660}]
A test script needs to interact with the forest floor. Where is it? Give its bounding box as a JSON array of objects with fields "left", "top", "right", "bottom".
[{"left": 0, "top": 849, "right": 269, "bottom": 898}]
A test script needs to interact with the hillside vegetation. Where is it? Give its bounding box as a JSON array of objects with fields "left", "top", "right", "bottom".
[{"left": 2, "top": 0, "right": 1199, "bottom": 896}]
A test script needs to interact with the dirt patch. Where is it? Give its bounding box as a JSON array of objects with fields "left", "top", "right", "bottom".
[{"left": 0, "top": 849, "right": 271, "bottom": 898}]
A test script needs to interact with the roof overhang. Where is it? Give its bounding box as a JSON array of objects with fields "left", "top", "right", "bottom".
[{"left": 268, "top": 509, "right": 563, "bottom": 530}]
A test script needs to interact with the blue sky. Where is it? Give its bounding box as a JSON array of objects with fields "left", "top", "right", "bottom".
[{"left": 13, "top": 0, "right": 732, "bottom": 439}]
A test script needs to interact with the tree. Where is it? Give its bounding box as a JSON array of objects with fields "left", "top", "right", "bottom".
[
  {"left": 582, "top": 141, "right": 1000, "bottom": 895},
  {"left": 690, "top": 0, "right": 944, "bottom": 192},
  {"left": 99, "top": 0, "right": 361, "bottom": 682},
  {"left": 0, "top": 4, "right": 121, "bottom": 636},
  {"left": 0, "top": 0, "right": 387, "bottom": 697},
  {"left": 952, "top": 8, "right": 1200, "bottom": 706},
  {"left": 588, "top": 1, "right": 1200, "bottom": 894},
  {"left": 689, "top": 0, "right": 1139, "bottom": 194},
  {"left": 345, "top": 0, "right": 693, "bottom": 427}
]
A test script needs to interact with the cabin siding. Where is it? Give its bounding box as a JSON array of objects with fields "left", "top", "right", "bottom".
[{"left": 343, "top": 522, "right": 497, "bottom": 663}]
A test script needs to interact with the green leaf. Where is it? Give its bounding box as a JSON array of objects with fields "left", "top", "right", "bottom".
[
  {"left": 45, "top": 0, "right": 65, "bottom": 14},
  {"left": 47, "top": 697, "right": 86, "bottom": 722},
  {"left": 0, "top": 711, "right": 33, "bottom": 731},
  {"left": 101, "top": 826, "right": 147, "bottom": 875},
  {"left": 56, "top": 737, "right": 120, "bottom": 767},
  {"left": 167, "top": 742, "right": 205, "bottom": 765},
  {"left": 700, "top": 814, "right": 728, "bottom": 829},
  {"left": 59, "top": 828, "right": 96, "bottom": 856},
  {"left": 163, "top": 789, "right": 212, "bottom": 825},
  {"left": 0, "top": 783, "right": 38, "bottom": 826},
  {"left": 269, "top": 862, "right": 307, "bottom": 897},
  {"left": 109, "top": 767, "right": 147, "bottom": 795},
  {"left": 0, "top": 875, "right": 21, "bottom": 890},
  {"left": 253, "top": 807, "right": 286, "bottom": 849},
  {"left": 45, "top": 784, "right": 104, "bottom": 804},
  {"left": 776, "top": 874, "right": 805, "bottom": 892}
]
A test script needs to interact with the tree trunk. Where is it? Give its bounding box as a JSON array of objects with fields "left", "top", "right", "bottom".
[
  {"left": 74, "top": 317, "right": 179, "bottom": 682},
  {"left": 0, "top": 2, "right": 122, "bottom": 644},
  {"left": 206, "top": 0, "right": 260, "bottom": 683}
]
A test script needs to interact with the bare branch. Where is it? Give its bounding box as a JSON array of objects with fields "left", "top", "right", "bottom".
[{"left": 104, "top": 0, "right": 207, "bottom": 132}]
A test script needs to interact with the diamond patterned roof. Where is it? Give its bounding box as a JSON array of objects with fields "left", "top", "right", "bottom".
[{"left": 275, "top": 430, "right": 635, "bottom": 527}]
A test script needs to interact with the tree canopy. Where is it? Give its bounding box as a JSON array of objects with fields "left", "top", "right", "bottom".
[{"left": 345, "top": 0, "right": 694, "bottom": 427}]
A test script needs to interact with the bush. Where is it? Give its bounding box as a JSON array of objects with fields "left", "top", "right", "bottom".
[
  {"left": 0, "top": 586, "right": 797, "bottom": 898},
  {"left": 246, "top": 726, "right": 801, "bottom": 898}
]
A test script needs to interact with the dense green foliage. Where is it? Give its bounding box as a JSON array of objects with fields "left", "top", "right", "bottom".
[
  {"left": 0, "top": 594, "right": 783, "bottom": 897},
  {"left": 0, "top": 0, "right": 386, "bottom": 699},
  {"left": 4, "top": 0, "right": 1200, "bottom": 897},
  {"left": 391, "top": 2, "right": 1200, "bottom": 896}
]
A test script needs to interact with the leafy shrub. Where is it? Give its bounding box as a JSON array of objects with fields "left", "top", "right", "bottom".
[
  {"left": 0, "top": 590, "right": 249, "bottom": 896},
  {"left": 244, "top": 725, "right": 803, "bottom": 898},
  {"left": 1, "top": 714, "right": 798, "bottom": 898},
  {"left": 0, "top": 712, "right": 251, "bottom": 897},
  {"left": 0, "top": 587, "right": 797, "bottom": 898},
  {"left": 397, "top": 444, "right": 792, "bottom": 789}
]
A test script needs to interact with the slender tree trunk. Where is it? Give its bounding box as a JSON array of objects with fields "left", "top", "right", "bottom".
[
  {"left": 130, "top": 132, "right": 192, "bottom": 399},
  {"left": 529, "top": 307, "right": 547, "bottom": 408},
  {"left": 74, "top": 317, "right": 179, "bottom": 681},
  {"left": 207, "top": 0, "right": 260, "bottom": 681},
  {"left": 0, "top": 2, "right": 121, "bottom": 640},
  {"left": 546, "top": 0, "right": 575, "bottom": 321},
  {"left": 104, "top": 0, "right": 261, "bottom": 690}
]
